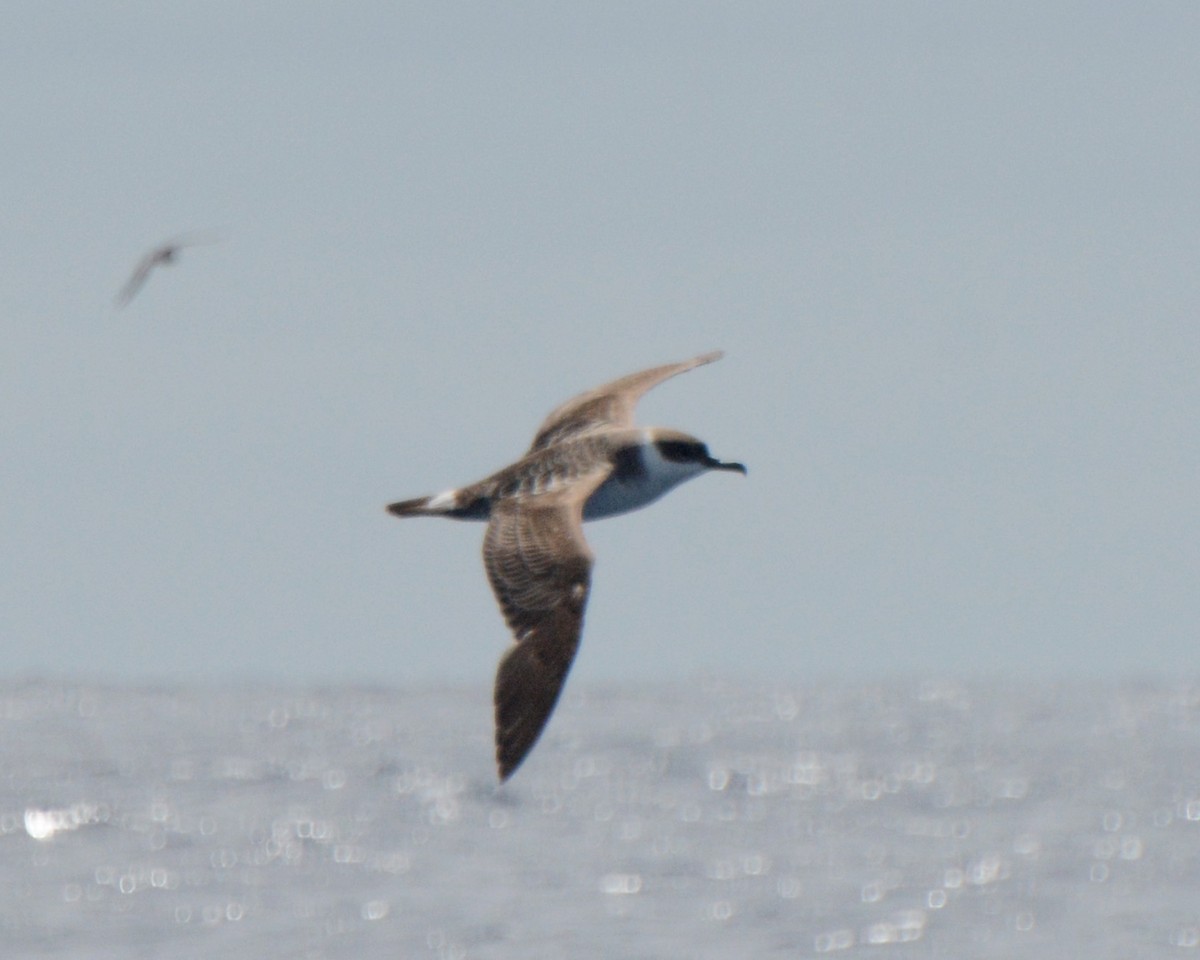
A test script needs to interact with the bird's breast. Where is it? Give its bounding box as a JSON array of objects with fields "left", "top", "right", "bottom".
[
  {"left": 582, "top": 443, "right": 701, "bottom": 520},
  {"left": 582, "top": 475, "right": 666, "bottom": 520}
]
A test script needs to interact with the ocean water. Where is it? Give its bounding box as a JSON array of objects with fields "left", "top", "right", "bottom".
[{"left": 2, "top": 679, "right": 1198, "bottom": 959}]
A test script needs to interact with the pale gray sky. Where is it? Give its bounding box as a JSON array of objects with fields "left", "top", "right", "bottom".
[{"left": 3, "top": 3, "right": 1198, "bottom": 684}]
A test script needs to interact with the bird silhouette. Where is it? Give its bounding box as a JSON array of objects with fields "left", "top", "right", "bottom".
[{"left": 114, "top": 233, "right": 218, "bottom": 307}]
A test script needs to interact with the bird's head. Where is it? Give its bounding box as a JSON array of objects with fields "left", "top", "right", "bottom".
[{"left": 652, "top": 431, "right": 747, "bottom": 476}]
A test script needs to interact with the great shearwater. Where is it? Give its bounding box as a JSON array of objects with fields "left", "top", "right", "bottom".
[
  {"left": 387, "top": 351, "right": 745, "bottom": 781},
  {"left": 114, "top": 233, "right": 217, "bottom": 307}
]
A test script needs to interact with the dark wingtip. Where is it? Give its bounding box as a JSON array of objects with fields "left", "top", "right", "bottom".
[
  {"left": 494, "top": 719, "right": 534, "bottom": 783},
  {"left": 495, "top": 740, "right": 524, "bottom": 782}
]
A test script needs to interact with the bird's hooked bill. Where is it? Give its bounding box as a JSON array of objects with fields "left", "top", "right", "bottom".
[{"left": 707, "top": 457, "right": 747, "bottom": 474}]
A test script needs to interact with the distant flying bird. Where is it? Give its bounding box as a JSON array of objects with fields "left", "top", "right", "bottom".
[
  {"left": 387, "top": 351, "right": 746, "bottom": 781},
  {"left": 114, "top": 233, "right": 217, "bottom": 307}
]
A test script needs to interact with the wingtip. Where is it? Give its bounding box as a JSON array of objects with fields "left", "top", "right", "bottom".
[{"left": 495, "top": 741, "right": 525, "bottom": 782}]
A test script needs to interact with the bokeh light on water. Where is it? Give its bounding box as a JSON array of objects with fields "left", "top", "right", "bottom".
[{"left": 1, "top": 679, "right": 1199, "bottom": 957}]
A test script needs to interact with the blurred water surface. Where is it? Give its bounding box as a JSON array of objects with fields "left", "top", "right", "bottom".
[{"left": 1, "top": 679, "right": 1198, "bottom": 958}]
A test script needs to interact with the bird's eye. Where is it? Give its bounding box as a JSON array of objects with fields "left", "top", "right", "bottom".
[{"left": 659, "top": 440, "right": 705, "bottom": 463}]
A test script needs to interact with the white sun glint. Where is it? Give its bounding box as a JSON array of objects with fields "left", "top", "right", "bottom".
[{"left": 23, "top": 803, "right": 107, "bottom": 840}]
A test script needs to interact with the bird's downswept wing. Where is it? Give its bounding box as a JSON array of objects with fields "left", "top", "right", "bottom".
[
  {"left": 114, "top": 254, "right": 161, "bottom": 308},
  {"left": 526, "top": 351, "right": 724, "bottom": 453},
  {"left": 485, "top": 469, "right": 610, "bottom": 781}
]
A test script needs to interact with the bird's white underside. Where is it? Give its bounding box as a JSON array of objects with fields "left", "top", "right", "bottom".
[{"left": 582, "top": 437, "right": 707, "bottom": 521}]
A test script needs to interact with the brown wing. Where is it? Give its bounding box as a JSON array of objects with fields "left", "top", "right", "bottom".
[
  {"left": 527, "top": 351, "right": 724, "bottom": 453},
  {"left": 484, "top": 471, "right": 609, "bottom": 781}
]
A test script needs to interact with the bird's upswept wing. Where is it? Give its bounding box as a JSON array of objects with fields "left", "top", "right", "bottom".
[
  {"left": 484, "top": 469, "right": 609, "bottom": 781},
  {"left": 526, "top": 351, "right": 724, "bottom": 453}
]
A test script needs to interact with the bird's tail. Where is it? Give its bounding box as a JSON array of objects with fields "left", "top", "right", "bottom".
[
  {"left": 386, "top": 493, "right": 452, "bottom": 517},
  {"left": 386, "top": 489, "right": 489, "bottom": 520}
]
